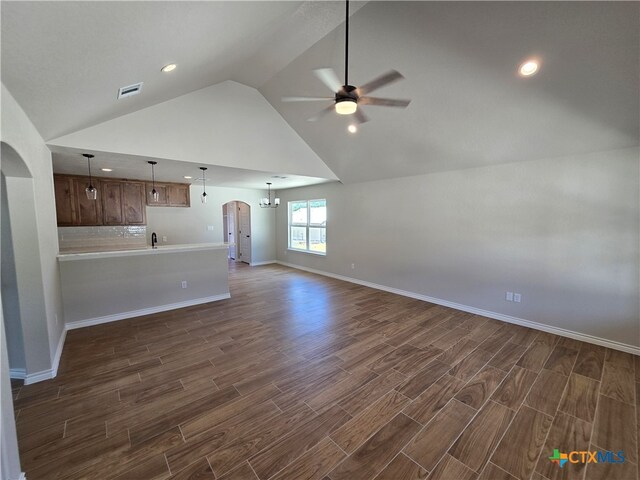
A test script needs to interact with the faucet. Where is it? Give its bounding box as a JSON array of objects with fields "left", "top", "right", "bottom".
[{"left": 151, "top": 232, "right": 158, "bottom": 249}]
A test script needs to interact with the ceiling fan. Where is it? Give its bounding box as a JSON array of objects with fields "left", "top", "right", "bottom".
[{"left": 282, "top": 0, "right": 411, "bottom": 124}]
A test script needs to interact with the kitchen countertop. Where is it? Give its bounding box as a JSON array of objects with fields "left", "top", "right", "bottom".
[{"left": 57, "top": 243, "right": 233, "bottom": 261}]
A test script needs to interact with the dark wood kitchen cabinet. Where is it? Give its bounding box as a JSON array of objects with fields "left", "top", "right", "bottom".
[
  {"left": 53, "top": 175, "right": 76, "bottom": 226},
  {"left": 145, "top": 182, "right": 190, "bottom": 207},
  {"left": 54, "top": 174, "right": 102, "bottom": 226},
  {"left": 101, "top": 181, "right": 124, "bottom": 225},
  {"left": 74, "top": 177, "right": 103, "bottom": 225},
  {"left": 53, "top": 174, "right": 146, "bottom": 226},
  {"left": 101, "top": 180, "right": 146, "bottom": 225},
  {"left": 122, "top": 182, "right": 146, "bottom": 224}
]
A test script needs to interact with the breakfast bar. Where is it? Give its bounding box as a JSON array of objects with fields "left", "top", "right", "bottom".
[{"left": 58, "top": 243, "right": 231, "bottom": 329}]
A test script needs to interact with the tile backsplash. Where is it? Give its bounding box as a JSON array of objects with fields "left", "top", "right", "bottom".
[{"left": 59, "top": 226, "right": 147, "bottom": 252}]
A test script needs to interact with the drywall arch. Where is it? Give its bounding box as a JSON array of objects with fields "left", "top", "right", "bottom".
[{"left": 1, "top": 141, "right": 52, "bottom": 379}]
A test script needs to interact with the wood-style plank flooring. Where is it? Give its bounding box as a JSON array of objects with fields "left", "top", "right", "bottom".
[{"left": 11, "top": 262, "right": 640, "bottom": 480}]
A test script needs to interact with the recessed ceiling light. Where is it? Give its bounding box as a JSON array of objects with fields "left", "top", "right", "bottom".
[
  {"left": 348, "top": 124, "right": 357, "bottom": 133},
  {"left": 100, "top": 168, "right": 113, "bottom": 172},
  {"left": 183, "top": 176, "right": 192, "bottom": 179},
  {"left": 161, "top": 63, "right": 177, "bottom": 73},
  {"left": 519, "top": 60, "right": 539, "bottom": 77}
]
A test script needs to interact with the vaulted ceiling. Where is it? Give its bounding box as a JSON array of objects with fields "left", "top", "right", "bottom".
[{"left": 2, "top": 1, "right": 638, "bottom": 187}]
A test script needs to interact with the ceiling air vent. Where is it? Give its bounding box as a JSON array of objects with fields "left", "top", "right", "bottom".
[{"left": 117, "top": 82, "right": 143, "bottom": 99}]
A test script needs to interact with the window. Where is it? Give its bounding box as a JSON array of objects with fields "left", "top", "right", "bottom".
[{"left": 289, "top": 199, "right": 326, "bottom": 254}]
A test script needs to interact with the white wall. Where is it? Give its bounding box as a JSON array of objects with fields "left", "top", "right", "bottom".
[
  {"left": 1, "top": 303, "right": 22, "bottom": 480},
  {"left": 48, "top": 80, "right": 337, "bottom": 181},
  {"left": 276, "top": 147, "right": 640, "bottom": 351},
  {"left": 1, "top": 84, "right": 65, "bottom": 378},
  {"left": 146, "top": 185, "right": 276, "bottom": 265},
  {"left": 60, "top": 247, "right": 230, "bottom": 327},
  {"left": 1, "top": 175, "right": 25, "bottom": 371}
]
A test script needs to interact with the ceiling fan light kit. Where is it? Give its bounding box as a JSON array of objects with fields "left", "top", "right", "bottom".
[
  {"left": 282, "top": 0, "right": 411, "bottom": 125},
  {"left": 335, "top": 98, "right": 357, "bottom": 115}
]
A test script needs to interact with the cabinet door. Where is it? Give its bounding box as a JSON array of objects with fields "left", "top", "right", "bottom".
[
  {"left": 145, "top": 182, "right": 168, "bottom": 206},
  {"left": 123, "top": 182, "right": 146, "bottom": 225},
  {"left": 54, "top": 175, "right": 76, "bottom": 225},
  {"left": 168, "top": 184, "right": 190, "bottom": 207},
  {"left": 73, "top": 177, "right": 103, "bottom": 225},
  {"left": 101, "top": 181, "right": 124, "bottom": 225}
]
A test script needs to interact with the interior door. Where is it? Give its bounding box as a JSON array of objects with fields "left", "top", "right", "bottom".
[
  {"left": 238, "top": 202, "right": 251, "bottom": 264},
  {"left": 227, "top": 202, "right": 236, "bottom": 260}
]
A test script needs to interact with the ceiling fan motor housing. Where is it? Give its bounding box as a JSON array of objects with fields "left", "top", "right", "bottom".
[{"left": 336, "top": 85, "right": 358, "bottom": 103}]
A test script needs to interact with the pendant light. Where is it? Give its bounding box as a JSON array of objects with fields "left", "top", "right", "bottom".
[
  {"left": 199, "top": 167, "right": 208, "bottom": 204},
  {"left": 82, "top": 153, "right": 97, "bottom": 200},
  {"left": 148, "top": 161, "right": 159, "bottom": 202},
  {"left": 259, "top": 182, "right": 280, "bottom": 208}
]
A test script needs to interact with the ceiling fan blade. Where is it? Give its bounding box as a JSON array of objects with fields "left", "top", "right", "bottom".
[
  {"left": 357, "top": 70, "right": 404, "bottom": 96},
  {"left": 354, "top": 109, "right": 369, "bottom": 124},
  {"left": 307, "top": 105, "right": 335, "bottom": 122},
  {"left": 282, "top": 96, "right": 333, "bottom": 102},
  {"left": 359, "top": 97, "right": 411, "bottom": 107},
  {"left": 313, "top": 68, "right": 343, "bottom": 93}
]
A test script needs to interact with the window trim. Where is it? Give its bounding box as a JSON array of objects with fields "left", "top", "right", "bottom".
[{"left": 288, "top": 199, "right": 326, "bottom": 255}]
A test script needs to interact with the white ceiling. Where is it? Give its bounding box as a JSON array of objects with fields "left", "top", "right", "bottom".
[
  {"left": 260, "top": 1, "right": 640, "bottom": 183},
  {"left": 2, "top": 1, "right": 638, "bottom": 187}
]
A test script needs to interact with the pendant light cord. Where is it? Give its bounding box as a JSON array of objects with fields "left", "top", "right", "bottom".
[
  {"left": 87, "top": 156, "right": 93, "bottom": 188},
  {"left": 345, "top": 0, "right": 350, "bottom": 86}
]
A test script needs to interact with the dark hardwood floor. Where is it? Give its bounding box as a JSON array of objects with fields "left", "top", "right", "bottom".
[{"left": 10, "top": 262, "right": 640, "bottom": 479}]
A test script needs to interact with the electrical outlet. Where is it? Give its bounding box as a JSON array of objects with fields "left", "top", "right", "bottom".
[
  {"left": 162, "top": 236, "right": 167, "bottom": 242},
  {"left": 181, "top": 281, "right": 187, "bottom": 289},
  {"left": 207, "top": 225, "right": 214, "bottom": 231},
  {"left": 351, "top": 263, "right": 355, "bottom": 270},
  {"left": 513, "top": 293, "right": 522, "bottom": 303},
  {"left": 505, "top": 291, "right": 513, "bottom": 301}
]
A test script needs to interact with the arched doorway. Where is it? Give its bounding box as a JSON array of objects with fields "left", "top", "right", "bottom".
[
  {"left": 1, "top": 142, "right": 51, "bottom": 379},
  {"left": 222, "top": 201, "right": 251, "bottom": 264}
]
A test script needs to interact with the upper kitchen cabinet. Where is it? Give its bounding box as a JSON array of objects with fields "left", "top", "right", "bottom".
[
  {"left": 54, "top": 174, "right": 102, "bottom": 226},
  {"left": 53, "top": 175, "right": 76, "bottom": 225},
  {"left": 101, "top": 180, "right": 146, "bottom": 225},
  {"left": 74, "top": 177, "right": 103, "bottom": 225},
  {"left": 101, "top": 181, "right": 124, "bottom": 225},
  {"left": 145, "top": 182, "right": 190, "bottom": 207},
  {"left": 53, "top": 174, "right": 147, "bottom": 226},
  {"left": 122, "top": 182, "right": 146, "bottom": 224}
]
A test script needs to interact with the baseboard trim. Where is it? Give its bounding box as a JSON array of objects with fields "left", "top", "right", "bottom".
[
  {"left": 276, "top": 261, "right": 640, "bottom": 355},
  {"left": 51, "top": 328, "right": 67, "bottom": 378},
  {"left": 250, "top": 260, "right": 277, "bottom": 267},
  {"left": 9, "top": 367, "right": 56, "bottom": 384},
  {"left": 24, "top": 369, "right": 56, "bottom": 385},
  {"left": 10, "top": 330, "right": 67, "bottom": 384},
  {"left": 65, "top": 294, "right": 231, "bottom": 330},
  {"left": 9, "top": 368, "right": 25, "bottom": 380}
]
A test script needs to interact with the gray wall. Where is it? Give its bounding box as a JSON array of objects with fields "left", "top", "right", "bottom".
[
  {"left": 1, "top": 84, "right": 65, "bottom": 380},
  {"left": 276, "top": 147, "right": 640, "bottom": 350},
  {"left": 146, "top": 185, "right": 276, "bottom": 265},
  {"left": 60, "top": 248, "right": 230, "bottom": 326},
  {"left": 1, "top": 304, "right": 22, "bottom": 480},
  {"left": 1, "top": 174, "right": 25, "bottom": 371}
]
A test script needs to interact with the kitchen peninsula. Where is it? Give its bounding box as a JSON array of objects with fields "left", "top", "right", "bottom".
[{"left": 58, "top": 243, "right": 231, "bottom": 329}]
